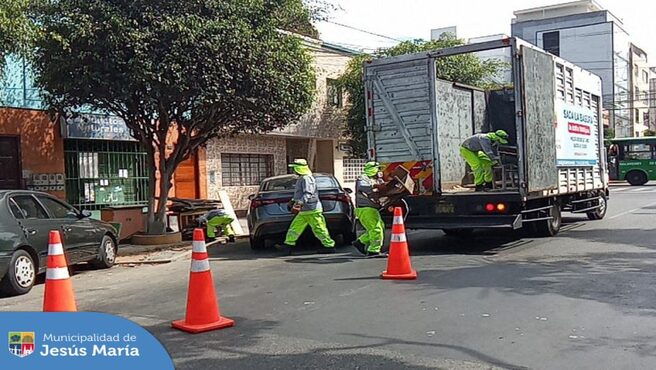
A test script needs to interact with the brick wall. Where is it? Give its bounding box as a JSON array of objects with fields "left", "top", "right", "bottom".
[{"left": 206, "top": 135, "right": 287, "bottom": 210}]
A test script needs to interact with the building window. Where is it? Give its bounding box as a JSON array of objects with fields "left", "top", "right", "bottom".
[
  {"left": 635, "top": 86, "right": 640, "bottom": 100},
  {"left": 327, "top": 78, "right": 343, "bottom": 108},
  {"left": 64, "top": 140, "right": 149, "bottom": 211},
  {"left": 221, "top": 153, "right": 273, "bottom": 186},
  {"left": 643, "top": 70, "right": 649, "bottom": 84},
  {"left": 634, "top": 64, "right": 639, "bottom": 78},
  {"left": 635, "top": 109, "right": 640, "bottom": 123},
  {"left": 342, "top": 158, "right": 367, "bottom": 182},
  {"left": 542, "top": 31, "right": 560, "bottom": 57},
  {"left": 565, "top": 67, "right": 574, "bottom": 103}
]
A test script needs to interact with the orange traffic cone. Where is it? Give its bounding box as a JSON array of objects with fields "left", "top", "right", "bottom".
[
  {"left": 172, "top": 228, "right": 234, "bottom": 333},
  {"left": 381, "top": 207, "right": 417, "bottom": 280},
  {"left": 43, "top": 230, "right": 77, "bottom": 312}
]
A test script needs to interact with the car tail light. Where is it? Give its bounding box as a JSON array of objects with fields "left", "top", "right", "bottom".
[
  {"left": 250, "top": 198, "right": 291, "bottom": 209},
  {"left": 321, "top": 194, "right": 351, "bottom": 203},
  {"left": 485, "top": 203, "right": 495, "bottom": 212},
  {"left": 496, "top": 203, "right": 507, "bottom": 212}
]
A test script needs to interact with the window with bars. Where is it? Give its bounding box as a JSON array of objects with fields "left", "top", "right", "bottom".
[
  {"left": 342, "top": 158, "right": 367, "bottom": 182},
  {"left": 327, "top": 78, "right": 343, "bottom": 108},
  {"left": 221, "top": 153, "right": 274, "bottom": 186},
  {"left": 64, "top": 140, "right": 149, "bottom": 211}
]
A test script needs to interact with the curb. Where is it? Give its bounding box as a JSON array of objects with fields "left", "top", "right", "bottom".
[{"left": 118, "top": 241, "right": 190, "bottom": 257}]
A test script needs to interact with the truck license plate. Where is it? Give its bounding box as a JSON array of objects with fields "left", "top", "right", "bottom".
[{"left": 436, "top": 203, "right": 454, "bottom": 214}]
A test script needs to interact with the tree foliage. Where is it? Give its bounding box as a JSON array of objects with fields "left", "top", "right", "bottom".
[
  {"left": 0, "top": 0, "right": 36, "bottom": 68},
  {"left": 32, "top": 0, "right": 317, "bottom": 234},
  {"left": 337, "top": 35, "right": 505, "bottom": 156}
]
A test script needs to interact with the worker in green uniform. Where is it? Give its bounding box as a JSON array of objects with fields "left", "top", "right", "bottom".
[
  {"left": 198, "top": 208, "right": 236, "bottom": 242},
  {"left": 278, "top": 159, "right": 335, "bottom": 255},
  {"left": 353, "top": 161, "right": 386, "bottom": 257},
  {"left": 460, "top": 130, "right": 509, "bottom": 191}
]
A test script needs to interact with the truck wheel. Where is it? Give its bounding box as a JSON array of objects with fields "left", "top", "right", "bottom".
[
  {"left": 250, "top": 236, "right": 266, "bottom": 250},
  {"left": 533, "top": 204, "right": 562, "bottom": 237},
  {"left": 442, "top": 228, "right": 474, "bottom": 237},
  {"left": 586, "top": 194, "right": 607, "bottom": 220},
  {"left": 626, "top": 170, "right": 648, "bottom": 186}
]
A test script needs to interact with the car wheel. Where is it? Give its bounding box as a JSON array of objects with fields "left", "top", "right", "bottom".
[
  {"left": 91, "top": 235, "right": 117, "bottom": 269},
  {"left": 342, "top": 230, "right": 356, "bottom": 244},
  {"left": 586, "top": 194, "right": 608, "bottom": 220},
  {"left": 0, "top": 250, "right": 36, "bottom": 296},
  {"left": 250, "top": 236, "right": 266, "bottom": 250}
]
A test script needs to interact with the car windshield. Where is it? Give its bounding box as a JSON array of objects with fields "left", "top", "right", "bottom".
[{"left": 261, "top": 176, "right": 339, "bottom": 191}]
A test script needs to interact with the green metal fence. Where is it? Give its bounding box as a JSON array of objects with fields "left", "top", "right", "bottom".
[{"left": 64, "top": 140, "right": 150, "bottom": 211}]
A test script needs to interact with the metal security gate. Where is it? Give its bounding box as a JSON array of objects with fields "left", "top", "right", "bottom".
[{"left": 64, "top": 139, "right": 150, "bottom": 211}]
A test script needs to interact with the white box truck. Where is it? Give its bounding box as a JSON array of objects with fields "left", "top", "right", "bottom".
[{"left": 364, "top": 37, "right": 608, "bottom": 236}]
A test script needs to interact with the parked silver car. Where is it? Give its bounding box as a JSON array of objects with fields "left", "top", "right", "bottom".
[{"left": 247, "top": 174, "right": 356, "bottom": 250}]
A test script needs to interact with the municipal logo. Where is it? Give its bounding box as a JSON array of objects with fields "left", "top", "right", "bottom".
[{"left": 8, "top": 332, "right": 35, "bottom": 358}]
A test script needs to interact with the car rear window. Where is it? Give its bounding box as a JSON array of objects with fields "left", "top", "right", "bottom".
[
  {"left": 11, "top": 195, "right": 48, "bottom": 219},
  {"left": 261, "top": 176, "right": 339, "bottom": 191},
  {"left": 316, "top": 176, "right": 339, "bottom": 189},
  {"left": 8, "top": 199, "right": 24, "bottom": 219},
  {"left": 261, "top": 177, "right": 297, "bottom": 191}
]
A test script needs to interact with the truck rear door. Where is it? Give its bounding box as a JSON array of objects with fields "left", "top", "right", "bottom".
[
  {"left": 364, "top": 57, "right": 437, "bottom": 194},
  {"left": 520, "top": 46, "right": 558, "bottom": 193}
]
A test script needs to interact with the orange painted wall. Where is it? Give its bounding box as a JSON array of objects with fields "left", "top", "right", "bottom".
[
  {"left": 0, "top": 108, "right": 65, "bottom": 199},
  {"left": 0, "top": 108, "right": 207, "bottom": 211}
]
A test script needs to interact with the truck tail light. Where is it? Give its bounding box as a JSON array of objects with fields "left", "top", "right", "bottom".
[{"left": 485, "top": 203, "right": 508, "bottom": 213}]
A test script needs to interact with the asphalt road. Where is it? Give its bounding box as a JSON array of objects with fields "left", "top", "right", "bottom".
[{"left": 3, "top": 183, "right": 656, "bottom": 370}]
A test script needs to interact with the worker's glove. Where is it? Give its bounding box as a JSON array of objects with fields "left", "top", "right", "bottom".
[
  {"left": 287, "top": 199, "right": 295, "bottom": 211},
  {"left": 291, "top": 203, "right": 302, "bottom": 215}
]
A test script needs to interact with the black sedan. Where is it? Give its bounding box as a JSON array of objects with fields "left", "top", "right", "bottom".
[
  {"left": 247, "top": 173, "right": 356, "bottom": 250},
  {"left": 0, "top": 190, "right": 119, "bottom": 296}
]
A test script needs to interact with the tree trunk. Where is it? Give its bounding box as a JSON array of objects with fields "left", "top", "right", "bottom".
[
  {"left": 151, "top": 166, "right": 173, "bottom": 235},
  {"left": 145, "top": 146, "right": 158, "bottom": 234}
]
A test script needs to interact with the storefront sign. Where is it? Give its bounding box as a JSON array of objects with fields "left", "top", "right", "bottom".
[
  {"left": 63, "top": 114, "right": 136, "bottom": 141},
  {"left": 555, "top": 101, "right": 598, "bottom": 166}
]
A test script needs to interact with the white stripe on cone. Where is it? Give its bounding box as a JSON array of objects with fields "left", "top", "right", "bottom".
[
  {"left": 192, "top": 241, "right": 206, "bottom": 253},
  {"left": 391, "top": 233, "right": 407, "bottom": 243},
  {"left": 46, "top": 267, "right": 70, "bottom": 280},
  {"left": 48, "top": 243, "right": 64, "bottom": 256},
  {"left": 393, "top": 215, "right": 404, "bottom": 225},
  {"left": 191, "top": 259, "right": 210, "bottom": 273}
]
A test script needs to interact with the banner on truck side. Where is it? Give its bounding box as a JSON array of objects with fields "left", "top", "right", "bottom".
[{"left": 555, "top": 101, "right": 598, "bottom": 166}]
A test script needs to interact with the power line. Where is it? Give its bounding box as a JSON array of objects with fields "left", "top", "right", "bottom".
[{"left": 322, "top": 20, "right": 403, "bottom": 43}]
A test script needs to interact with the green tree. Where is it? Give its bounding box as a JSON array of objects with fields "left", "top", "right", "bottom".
[
  {"left": 0, "top": 0, "right": 36, "bottom": 68},
  {"left": 32, "top": 0, "right": 316, "bottom": 234},
  {"left": 604, "top": 127, "right": 615, "bottom": 139},
  {"left": 338, "top": 35, "right": 505, "bottom": 156}
]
